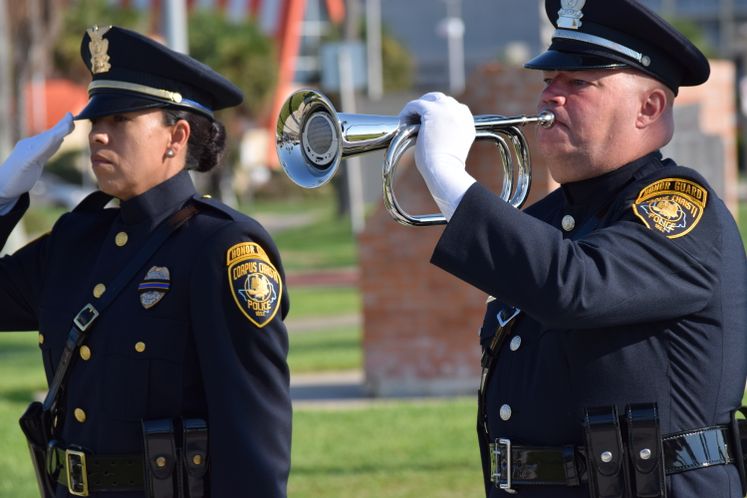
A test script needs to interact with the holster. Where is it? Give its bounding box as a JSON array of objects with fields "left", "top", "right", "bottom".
[
  {"left": 625, "top": 404, "right": 665, "bottom": 498},
  {"left": 182, "top": 419, "right": 208, "bottom": 498},
  {"left": 143, "top": 418, "right": 210, "bottom": 498},
  {"left": 584, "top": 405, "right": 632, "bottom": 498},
  {"left": 143, "top": 419, "right": 179, "bottom": 498},
  {"left": 18, "top": 401, "right": 56, "bottom": 498}
]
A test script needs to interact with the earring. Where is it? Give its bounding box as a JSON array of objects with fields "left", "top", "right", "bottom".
[{"left": 166, "top": 148, "right": 175, "bottom": 158}]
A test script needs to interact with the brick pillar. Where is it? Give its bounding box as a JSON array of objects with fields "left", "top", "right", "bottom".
[{"left": 359, "top": 63, "right": 553, "bottom": 396}]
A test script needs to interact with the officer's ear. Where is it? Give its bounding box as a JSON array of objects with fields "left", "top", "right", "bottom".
[
  {"left": 167, "top": 119, "right": 191, "bottom": 157},
  {"left": 636, "top": 85, "right": 671, "bottom": 130}
]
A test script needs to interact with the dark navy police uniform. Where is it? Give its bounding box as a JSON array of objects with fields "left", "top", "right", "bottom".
[
  {"left": 431, "top": 1, "right": 747, "bottom": 497},
  {"left": 433, "top": 154, "right": 747, "bottom": 498},
  {"left": 1, "top": 174, "right": 291, "bottom": 498},
  {"left": 0, "top": 25, "right": 291, "bottom": 497}
]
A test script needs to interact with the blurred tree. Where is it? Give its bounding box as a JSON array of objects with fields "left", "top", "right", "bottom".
[
  {"left": 187, "top": 11, "right": 277, "bottom": 120},
  {"left": 378, "top": 25, "right": 414, "bottom": 92},
  {"left": 4, "top": 0, "right": 67, "bottom": 143}
]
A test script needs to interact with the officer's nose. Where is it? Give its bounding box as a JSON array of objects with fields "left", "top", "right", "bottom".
[{"left": 89, "top": 123, "right": 109, "bottom": 146}]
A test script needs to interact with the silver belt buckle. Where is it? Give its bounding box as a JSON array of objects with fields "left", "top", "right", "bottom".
[{"left": 490, "top": 438, "right": 516, "bottom": 494}]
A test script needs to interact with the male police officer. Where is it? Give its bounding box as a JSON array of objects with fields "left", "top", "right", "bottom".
[{"left": 400, "top": 0, "right": 747, "bottom": 497}]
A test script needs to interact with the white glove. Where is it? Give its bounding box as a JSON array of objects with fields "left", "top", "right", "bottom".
[
  {"left": 399, "top": 92, "right": 476, "bottom": 221},
  {"left": 0, "top": 113, "right": 74, "bottom": 214}
]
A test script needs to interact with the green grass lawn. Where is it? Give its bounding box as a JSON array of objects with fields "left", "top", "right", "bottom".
[
  {"left": 288, "top": 326, "right": 361, "bottom": 373},
  {"left": 289, "top": 399, "right": 482, "bottom": 498}
]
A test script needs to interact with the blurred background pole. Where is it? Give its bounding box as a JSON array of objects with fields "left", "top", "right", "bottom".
[
  {"left": 342, "top": 0, "right": 365, "bottom": 234},
  {"left": 163, "top": 0, "right": 189, "bottom": 54},
  {"left": 0, "top": 0, "right": 11, "bottom": 157},
  {"left": 365, "top": 0, "right": 382, "bottom": 100},
  {"left": 29, "top": 0, "right": 46, "bottom": 138},
  {"left": 439, "top": 0, "right": 465, "bottom": 95}
]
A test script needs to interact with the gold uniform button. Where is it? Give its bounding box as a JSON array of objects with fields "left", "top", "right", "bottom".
[
  {"left": 115, "top": 232, "right": 129, "bottom": 247},
  {"left": 38, "top": 334, "right": 44, "bottom": 345},
  {"left": 80, "top": 345, "right": 92, "bottom": 361},
  {"left": 74, "top": 408, "right": 87, "bottom": 423},
  {"left": 201, "top": 194, "right": 212, "bottom": 199},
  {"left": 135, "top": 342, "right": 146, "bottom": 353},
  {"left": 192, "top": 454, "right": 203, "bottom": 465},
  {"left": 93, "top": 283, "right": 106, "bottom": 298},
  {"left": 155, "top": 456, "right": 167, "bottom": 468}
]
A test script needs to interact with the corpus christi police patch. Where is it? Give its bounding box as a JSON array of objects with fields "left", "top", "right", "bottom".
[
  {"left": 226, "top": 242, "right": 282, "bottom": 328},
  {"left": 632, "top": 178, "right": 708, "bottom": 239}
]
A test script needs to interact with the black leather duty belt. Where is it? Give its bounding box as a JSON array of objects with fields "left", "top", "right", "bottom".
[
  {"left": 48, "top": 445, "right": 143, "bottom": 496},
  {"left": 489, "top": 425, "right": 733, "bottom": 493}
]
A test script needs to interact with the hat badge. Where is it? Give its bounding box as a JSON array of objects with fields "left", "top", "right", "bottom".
[
  {"left": 557, "top": 0, "right": 586, "bottom": 30},
  {"left": 87, "top": 25, "right": 112, "bottom": 74}
]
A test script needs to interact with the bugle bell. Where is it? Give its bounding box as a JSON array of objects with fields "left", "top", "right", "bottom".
[{"left": 275, "top": 89, "right": 554, "bottom": 226}]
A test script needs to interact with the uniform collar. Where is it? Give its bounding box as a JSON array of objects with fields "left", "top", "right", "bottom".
[
  {"left": 118, "top": 170, "right": 196, "bottom": 225},
  {"left": 560, "top": 151, "right": 663, "bottom": 209}
]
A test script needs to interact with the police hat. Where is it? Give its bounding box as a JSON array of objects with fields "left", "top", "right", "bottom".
[
  {"left": 76, "top": 25, "right": 243, "bottom": 120},
  {"left": 525, "top": 0, "right": 710, "bottom": 93}
]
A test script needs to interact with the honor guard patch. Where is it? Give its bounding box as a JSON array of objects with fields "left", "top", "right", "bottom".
[
  {"left": 632, "top": 178, "right": 708, "bottom": 239},
  {"left": 226, "top": 242, "right": 282, "bottom": 328},
  {"left": 139, "top": 266, "right": 171, "bottom": 309}
]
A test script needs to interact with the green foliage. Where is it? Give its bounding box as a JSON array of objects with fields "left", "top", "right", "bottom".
[
  {"left": 188, "top": 12, "right": 277, "bottom": 119},
  {"left": 380, "top": 26, "right": 414, "bottom": 92},
  {"left": 324, "top": 21, "right": 414, "bottom": 92}
]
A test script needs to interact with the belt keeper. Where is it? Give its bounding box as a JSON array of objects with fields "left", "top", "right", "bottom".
[
  {"left": 561, "top": 445, "right": 581, "bottom": 486},
  {"left": 182, "top": 418, "right": 208, "bottom": 498},
  {"left": 142, "top": 419, "right": 177, "bottom": 498},
  {"left": 584, "top": 405, "right": 631, "bottom": 498},
  {"left": 626, "top": 403, "right": 665, "bottom": 498}
]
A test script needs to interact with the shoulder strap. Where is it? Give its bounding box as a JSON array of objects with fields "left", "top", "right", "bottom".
[{"left": 43, "top": 202, "right": 199, "bottom": 415}]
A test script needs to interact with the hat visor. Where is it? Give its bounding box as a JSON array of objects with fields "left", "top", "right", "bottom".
[
  {"left": 75, "top": 93, "right": 169, "bottom": 120},
  {"left": 524, "top": 50, "right": 628, "bottom": 72}
]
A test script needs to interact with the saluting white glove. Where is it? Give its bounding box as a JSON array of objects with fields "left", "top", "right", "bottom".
[
  {"left": 399, "top": 92, "right": 476, "bottom": 221},
  {"left": 0, "top": 113, "right": 75, "bottom": 214}
]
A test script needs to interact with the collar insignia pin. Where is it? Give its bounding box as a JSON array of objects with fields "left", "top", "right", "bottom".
[
  {"left": 557, "top": 0, "right": 586, "bottom": 30},
  {"left": 87, "top": 25, "right": 112, "bottom": 74}
]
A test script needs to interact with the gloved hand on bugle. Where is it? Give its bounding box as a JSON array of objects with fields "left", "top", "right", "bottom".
[
  {"left": 399, "top": 92, "right": 476, "bottom": 221},
  {"left": 0, "top": 113, "right": 75, "bottom": 214}
]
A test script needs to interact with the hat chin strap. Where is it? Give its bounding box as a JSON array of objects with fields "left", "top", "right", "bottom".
[{"left": 552, "top": 29, "right": 651, "bottom": 68}]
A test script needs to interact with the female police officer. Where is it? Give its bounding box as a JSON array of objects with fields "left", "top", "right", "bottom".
[{"left": 0, "top": 26, "right": 291, "bottom": 497}]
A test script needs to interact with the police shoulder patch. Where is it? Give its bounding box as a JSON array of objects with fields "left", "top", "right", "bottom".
[
  {"left": 226, "top": 242, "right": 282, "bottom": 328},
  {"left": 632, "top": 177, "right": 708, "bottom": 239}
]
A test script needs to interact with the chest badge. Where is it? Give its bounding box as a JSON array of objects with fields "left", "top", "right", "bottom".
[
  {"left": 227, "top": 242, "right": 282, "bottom": 328},
  {"left": 138, "top": 266, "right": 171, "bottom": 309},
  {"left": 632, "top": 178, "right": 708, "bottom": 239}
]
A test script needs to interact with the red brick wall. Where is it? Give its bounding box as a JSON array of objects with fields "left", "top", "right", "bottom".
[{"left": 359, "top": 61, "right": 736, "bottom": 396}]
